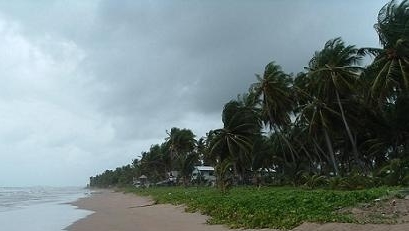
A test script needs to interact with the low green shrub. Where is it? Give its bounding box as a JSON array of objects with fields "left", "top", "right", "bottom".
[
  {"left": 126, "top": 186, "right": 392, "bottom": 229},
  {"left": 300, "top": 173, "right": 329, "bottom": 189},
  {"left": 378, "top": 159, "right": 409, "bottom": 186}
]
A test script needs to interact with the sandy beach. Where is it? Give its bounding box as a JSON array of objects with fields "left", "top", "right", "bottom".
[
  {"left": 65, "top": 190, "right": 250, "bottom": 231},
  {"left": 66, "top": 190, "right": 409, "bottom": 231}
]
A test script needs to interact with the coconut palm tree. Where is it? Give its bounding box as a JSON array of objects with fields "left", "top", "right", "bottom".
[
  {"left": 250, "top": 61, "right": 300, "bottom": 169},
  {"left": 359, "top": 0, "right": 409, "bottom": 102},
  {"left": 297, "top": 96, "right": 342, "bottom": 175},
  {"left": 209, "top": 99, "right": 261, "bottom": 185},
  {"left": 164, "top": 127, "right": 198, "bottom": 185},
  {"left": 354, "top": 0, "right": 409, "bottom": 173},
  {"left": 139, "top": 144, "right": 167, "bottom": 182},
  {"left": 251, "top": 62, "right": 294, "bottom": 130},
  {"left": 305, "top": 37, "right": 364, "bottom": 170},
  {"left": 360, "top": 91, "right": 409, "bottom": 164},
  {"left": 165, "top": 127, "right": 196, "bottom": 172},
  {"left": 376, "top": 0, "right": 409, "bottom": 46}
]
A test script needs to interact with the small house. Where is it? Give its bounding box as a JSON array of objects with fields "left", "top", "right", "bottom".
[{"left": 191, "top": 166, "right": 216, "bottom": 183}]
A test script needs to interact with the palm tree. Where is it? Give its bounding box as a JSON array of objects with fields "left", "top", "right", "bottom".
[
  {"left": 354, "top": 0, "right": 409, "bottom": 173},
  {"left": 376, "top": 0, "right": 409, "bottom": 46},
  {"left": 305, "top": 37, "right": 363, "bottom": 170},
  {"left": 250, "top": 62, "right": 300, "bottom": 169},
  {"left": 359, "top": 0, "right": 409, "bottom": 102},
  {"left": 209, "top": 99, "right": 261, "bottom": 185},
  {"left": 297, "top": 95, "right": 342, "bottom": 175},
  {"left": 178, "top": 152, "right": 199, "bottom": 186},
  {"left": 251, "top": 62, "right": 294, "bottom": 130},
  {"left": 139, "top": 145, "right": 167, "bottom": 182},
  {"left": 360, "top": 92, "right": 409, "bottom": 164},
  {"left": 165, "top": 127, "right": 196, "bottom": 172}
]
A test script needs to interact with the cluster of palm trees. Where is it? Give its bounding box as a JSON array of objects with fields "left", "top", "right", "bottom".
[
  {"left": 90, "top": 0, "right": 409, "bottom": 189},
  {"left": 90, "top": 127, "right": 200, "bottom": 187}
]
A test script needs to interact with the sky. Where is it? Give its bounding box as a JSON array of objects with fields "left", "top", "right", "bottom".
[{"left": 0, "top": 0, "right": 388, "bottom": 187}]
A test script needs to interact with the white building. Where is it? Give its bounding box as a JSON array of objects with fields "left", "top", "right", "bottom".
[{"left": 191, "top": 166, "right": 216, "bottom": 183}]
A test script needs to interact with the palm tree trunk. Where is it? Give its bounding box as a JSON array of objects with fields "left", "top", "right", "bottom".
[
  {"left": 312, "top": 137, "right": 331, "bottom": 172},
  {"left": 323, "top": 128, "right": 339, "bottom": 176},
  {"left": 335, "top": 90, "right": 363, "bottom": 169},
  {"left": 275, "top": 127, "right": 297, "bottom": 162}
]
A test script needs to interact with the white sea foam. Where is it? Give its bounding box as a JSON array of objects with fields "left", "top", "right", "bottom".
[{"left": 0, "top": 187, "right": 93, "bottom": 230}]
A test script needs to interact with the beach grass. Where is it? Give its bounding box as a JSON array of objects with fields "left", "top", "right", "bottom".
[{"left": 125, "top": 186, "right": 397, "bottom": 229}]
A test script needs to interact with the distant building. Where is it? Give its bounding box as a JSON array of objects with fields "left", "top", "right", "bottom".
[
  {"left": 191, "top": 166, "right": 216, "bottom": 184},
  {"left": 133, "top": 175, "right": 150, "bottom": 188}
]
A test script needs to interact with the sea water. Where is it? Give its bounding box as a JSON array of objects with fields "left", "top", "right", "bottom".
[{"left": 0, "top": 187, "right": 93, "bottom": 230}]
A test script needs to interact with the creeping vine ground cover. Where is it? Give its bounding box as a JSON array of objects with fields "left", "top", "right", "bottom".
[{"left": 126, "top": 187, "right": 393, "bottom": 229}]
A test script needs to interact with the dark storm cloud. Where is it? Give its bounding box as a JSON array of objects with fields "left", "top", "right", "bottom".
[{"left": 84, "top": 0, "right": 385, "bottom": 118}]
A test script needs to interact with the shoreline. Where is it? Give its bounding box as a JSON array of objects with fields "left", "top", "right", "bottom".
[{"left": 65, "top": 189, "right": 409, "bottom": 231}]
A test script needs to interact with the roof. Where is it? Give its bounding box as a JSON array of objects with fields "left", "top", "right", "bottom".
[{"left": 194, "top": 166, "right": 214, "bottom": 171}]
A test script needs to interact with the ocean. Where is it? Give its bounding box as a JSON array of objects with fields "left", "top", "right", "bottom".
[{"left": 0, "top": 187, "right": 93, "bottom": 231}]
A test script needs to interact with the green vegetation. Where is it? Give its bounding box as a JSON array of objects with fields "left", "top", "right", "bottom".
[
  {"left": 90, "top": 0, "right": 409, "bottom": 197},
  {"left": 125, "top": 186, "right": 396, "bottom": 229}
]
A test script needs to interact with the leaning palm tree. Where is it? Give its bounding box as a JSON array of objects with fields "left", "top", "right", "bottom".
[
  {"left": 376, "top": 0, "right": 409, "bottom": 47},
  {"left": 305, "top": 37, "right": 364, "bottom": 170},
  {"left": 359, "top": 0, "right": 409, "bottom": 102},
  {"left": 297, "top": 97, "right": 342, "bottom": 175},
  {"left": 251, "top": 62, "right": 294, "bottom": 130},
  {"left": 250, "top": 62, "right": 299, "bottom": 166},
  {"left": 209, "top": 100, "right": 261, "bottom": 186}
]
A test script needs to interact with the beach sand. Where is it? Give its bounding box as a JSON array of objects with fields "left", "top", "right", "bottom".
[{"left": 65, "top": 190, "right": 409, "bottom": 231}]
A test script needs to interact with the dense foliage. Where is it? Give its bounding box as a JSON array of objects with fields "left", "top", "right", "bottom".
[
  {"left": 90, "top": 0, "right": 409, "bottom": 190},
  {"left": 126, "top": 186, "right": 395, "bottom": 229}
]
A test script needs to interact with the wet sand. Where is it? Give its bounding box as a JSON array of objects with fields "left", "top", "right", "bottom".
[{"left": 65, "top": 190, "right": 409, "bottom": 231}]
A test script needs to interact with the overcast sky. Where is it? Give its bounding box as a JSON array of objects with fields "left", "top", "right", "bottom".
[{"left": 0, "top": 0, "right": 388, "bottom": 187}]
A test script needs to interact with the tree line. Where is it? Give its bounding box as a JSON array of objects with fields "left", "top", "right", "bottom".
[{"left": 90, "top": 0, "right": 409, "bottom": 190}]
